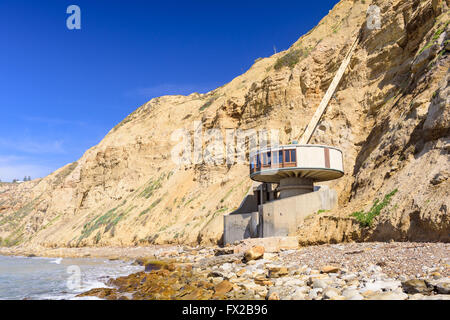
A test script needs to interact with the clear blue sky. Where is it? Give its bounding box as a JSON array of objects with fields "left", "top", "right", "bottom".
[{"left": 0, "top": 0, "right": 339, "bottom": 182}]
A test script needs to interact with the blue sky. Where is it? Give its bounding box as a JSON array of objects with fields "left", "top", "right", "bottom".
[{"left": 0, "top": 0, "right": 339, "bottom": 182}]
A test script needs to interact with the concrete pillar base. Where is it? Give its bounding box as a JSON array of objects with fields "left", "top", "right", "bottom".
[
  {"left": 278, "top": 177, "right": 314, "bottom": 199},
  {"left": 223, "top": 187, "right": 337, "bottom": 244},
  {"left": 260, "top": 186, "right": 337, "bottom": 238}
]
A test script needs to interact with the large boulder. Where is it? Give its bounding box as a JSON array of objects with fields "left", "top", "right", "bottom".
[
  {"left": 401, "top": 279, "right": 433, "bottom": 294},
  {"left": 235, "top": 237, "right": 299, "bottom": 254},
  {"left": 243, "top": 246, "right": 265, "bottom": 262}
]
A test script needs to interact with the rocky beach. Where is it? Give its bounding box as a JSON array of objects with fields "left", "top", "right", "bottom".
[{"left": 4, "top": 240, "right": 447, "bottom": 300}]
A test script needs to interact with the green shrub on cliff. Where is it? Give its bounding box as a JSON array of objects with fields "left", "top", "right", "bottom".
[
  {"left": 418, "top": 21, "right": 449, "bottom": 55},
  {"left": 54, "top": 162, "right": 78, "bottom": 186},
  {"left": 78, "top": 204, "right": 132, "bottom": 243},
  {"left": 274, "top": 46, "right": 312, "bottom": 70},
  {"left": 352, "top": 189, "right": 398, "bottom": 227},
  {"left": 0, "top": 236, "right": 21, "bottom": 247},
  {"left": 139, "top": 173, "right": 166, "bottom": 199},
  {"left": 199, "top": 97, "right": 216, "bottom": 112},
  {"left": 274, "top": 49, "right": 301, "bottom": 70}
]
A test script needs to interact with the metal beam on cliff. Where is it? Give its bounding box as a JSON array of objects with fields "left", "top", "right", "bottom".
[{"left": 298, "top": 34, "right": 361, "bottom": 145}]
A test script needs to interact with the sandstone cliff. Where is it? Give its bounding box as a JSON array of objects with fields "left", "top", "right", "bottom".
[{"left": 0, "top": 0, "right": 449, "bottom": 250}]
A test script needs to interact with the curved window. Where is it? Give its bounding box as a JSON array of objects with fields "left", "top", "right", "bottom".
[
  {"left": 252, "top": 149, "right": 297, "bottom": 171},
  {"left": 284, "top": 149, "right": 296, "bottom": 163},
  {"left": 262, "top": 152, "right": 271, "bottom": 166},
  {"left": 290, "top": 149, "right": 296, "bottom": 162}
]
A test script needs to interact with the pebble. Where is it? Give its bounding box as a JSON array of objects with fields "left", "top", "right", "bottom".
[
  {"left": 290, "top": 290, "right": 306, "bottom": 300},
  {"left": 323, "top": 287, "right": 341, "bottom": 299},
  {"left": 342, "top": 288, "right": 360, "bottom": 298},
  {"left": 308, "top": 288, "right": 323, "bottom": 300},
  {"left": 435, "top": 281, "right": 450, "bottom": 294},
  {"left": 267, "top": 292, "right": 279, "bottom": 300},
  {"left": 366, "top": 291, "right": 408, "bottom": 300},
  {"left": 283, "top": 278, "right": 306, "bottom": 287},
  {"left": 312, "top": 279, "right": 330, "bottom": 289},
  {"left": 360, "top": 280, "right": 401, "bottom": 293},
  {"left": 321, "top": 265, "right": 340, "bottom": 274},
  {"left": 267, "top": 266, "right": 289, "bottom": 278}
]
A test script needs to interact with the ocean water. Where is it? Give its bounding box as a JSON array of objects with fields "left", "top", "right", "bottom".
[{"left": 0, "top": 255, "right": 143, "bottom": 300}]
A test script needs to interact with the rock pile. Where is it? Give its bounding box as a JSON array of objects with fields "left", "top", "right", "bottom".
[{"left": 78, "top": 242, "right": 450, "bottom": 300}]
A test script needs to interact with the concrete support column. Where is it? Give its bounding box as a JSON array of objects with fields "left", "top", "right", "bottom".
[
  {"left": 250, "top": 212, "right": 259, "bottom": 237},
  {"left": 278, "top": 177, "right": 314, "bottom": 199}
]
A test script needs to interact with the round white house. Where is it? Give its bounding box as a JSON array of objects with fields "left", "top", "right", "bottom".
[{"left": 249, "top": 144, "right": 344, "bottom": 199}]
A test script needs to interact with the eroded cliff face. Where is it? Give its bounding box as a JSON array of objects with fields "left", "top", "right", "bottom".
[{"left": 0, "top": 0, "right": 448, "bottom": 250}]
